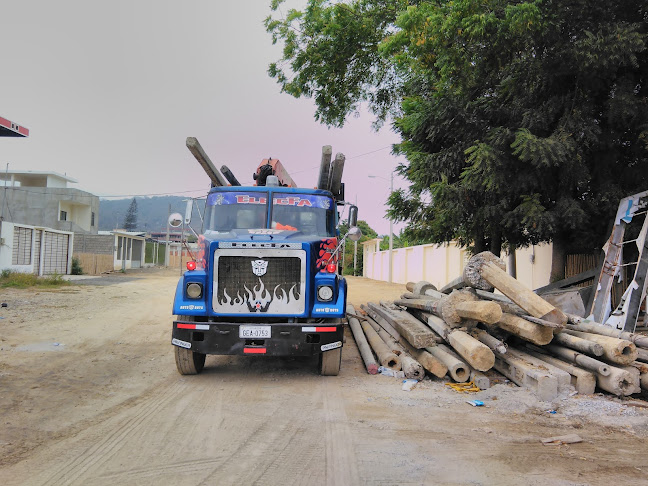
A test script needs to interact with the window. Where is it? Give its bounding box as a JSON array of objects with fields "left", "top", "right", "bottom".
[
  {"left": 91, "top": 212, "right": 95, "bottom": 227},
  {"left": 60, "top": 210, "right": 67, "bottom": 221}
]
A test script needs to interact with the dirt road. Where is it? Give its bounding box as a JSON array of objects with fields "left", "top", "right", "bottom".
[{"left": 0, "top": 269, "right": 647, "bottom": 485}]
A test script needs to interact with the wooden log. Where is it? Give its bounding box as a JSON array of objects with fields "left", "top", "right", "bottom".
[
  {"left": 637, "top": 347, "right": 648, "bottom": 363},
  {"left": 565, "top": 316, "right": 648, "bottom": 349},
  {"left": 470, "top": 329, "right": 507, "bottom": 354},
  {"left": 552, "top": 332, "right": 604, "bottom": 357},
  {"left": 435, "top": 344, "right": 492, "bottom": 389},
  {"left": 439, "top": 275, "right": 467, "bottom": 294},
  {"left": 423, "top": 313, "right": 495, "bottom": 371},
  {"left": 524, "top": 348, "right": 597, "bottom": 395},
  {"left": 367, "top": 306, "right": 446, "bottom": 378},
  {"left": 519, "top": 315, "right": 565, "bottom": 330},
  {"left": 399, "top": 340, "right": 448, "bottom": 378},
  {"left": 597, "top": 365, "right": 641, "bottom": 396},
  {"left": 399, "top": 354, "right": 426, "bottom": 380},
  {"left": 346, "top": 305, "right": 378, "bottom": 374},
  {"left": 455, "top": 301, "right": 503, "bottom": 324},
  {"left": 360, "top": 304, "right": 401, "bottom": 341},
  {"left": 358, "top": 316, "right": 401, "bottom": 371},
  {"left": 425, "top": 345, "right": 470, "bottom": 382},
  {"left": 563, "top": 330, "right": 638, "bottom": 366},
  {"left": 365, "top": 315, "right": 425, "bottom": 380},
  {"left": 367, "top": 303, "right": 439, "bottom": 349},
  {"left": 464, "top": 251, "right": 567, "bottom": 327},
  {"left": 544, "top": 344, "right": 611, "bottom": 376},
  {"left": 396, "top": 295, "right": 501, "bottom": 327},
  {"left": 491, "top": 313, "right": 554, "bottom": 345}
]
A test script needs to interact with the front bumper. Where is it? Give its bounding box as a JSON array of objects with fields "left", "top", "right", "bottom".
[{"left": 171, "top": 320, "right": 344, "bottom": 356}]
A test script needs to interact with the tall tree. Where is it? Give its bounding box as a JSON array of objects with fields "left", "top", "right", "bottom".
[
  {"left": 267, "top": 0, "right": 648, "bottom": 262},
  {"left": 123, "top": 198, "right": 138, "bottom": 231}
]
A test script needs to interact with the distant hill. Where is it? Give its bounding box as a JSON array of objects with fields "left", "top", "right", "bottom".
[{"left": 99, "top": 196, "right": 203, "bottom": 232}]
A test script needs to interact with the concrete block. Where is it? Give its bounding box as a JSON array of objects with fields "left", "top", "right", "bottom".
[
  {"left": 493, "top": 354, "right": 559, "bottom": 401},
  {"left": 505, "top": 348, "right": 573, "bottom": 395},
  {"left": 525, "top": 349, "right": 596, "bottom": 395}
]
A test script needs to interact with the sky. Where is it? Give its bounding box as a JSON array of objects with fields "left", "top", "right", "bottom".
[{"left": 1, "top": 0, "right": 407, "bottom": 236}]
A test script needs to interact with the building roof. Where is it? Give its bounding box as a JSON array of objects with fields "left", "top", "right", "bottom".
[
  {"left": 0, "top": 170, "right": 78, "bottom": 183},
  {"left": 0, "top": 116, "right": 29, "bottom": 137}
]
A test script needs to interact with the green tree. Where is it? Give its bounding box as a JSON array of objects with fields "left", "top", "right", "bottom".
[
  {"left": 267, "top": 0, "right": 648, "bottom": 267},
  {"left": 123, "top": 198, "right": 138, "bottom": 231}
]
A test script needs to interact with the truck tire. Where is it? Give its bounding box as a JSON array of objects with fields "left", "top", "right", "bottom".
[
  {"left": 319, "top": 347, "right": 342, "bottom": 376},
  {"left": 174, "top": 315, "right": 206, "bottom": 375},
  {"left": 174, "top": 346, "right": 206, "bottom": 375}
]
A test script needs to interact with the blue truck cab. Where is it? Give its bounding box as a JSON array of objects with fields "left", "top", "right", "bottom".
[{"left": 172, "top": 183, "right": 352, "bottom": 375}]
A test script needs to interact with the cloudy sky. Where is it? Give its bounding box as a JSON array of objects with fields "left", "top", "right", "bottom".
[{"left": 1, "top": 0, "right": 406, "bottom": 235}]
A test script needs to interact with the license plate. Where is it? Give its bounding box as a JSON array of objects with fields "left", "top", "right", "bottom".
[{"left": 239, "top": 325, "right": 271, "bottom": 338}]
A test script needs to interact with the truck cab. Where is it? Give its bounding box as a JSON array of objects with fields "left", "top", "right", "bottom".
[{"left": 172, "top": 182, "right": 358, "bottom": 376}]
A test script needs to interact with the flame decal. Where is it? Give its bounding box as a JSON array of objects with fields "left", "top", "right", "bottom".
[
  {"left": 316, "top": 238, "right": 338, "bottom": 269},
  {"left": 217, "top": 278, "right": 302, "bottom": 313}
]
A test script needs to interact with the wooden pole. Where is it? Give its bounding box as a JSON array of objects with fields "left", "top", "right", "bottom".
[
  {"left": 491, "top": 313, "right": 554, "bottom": 345},
  {"left": 563, "top": 330, "right": 638, "bottom": 366},
  {"left": 423, "top": 313, "right": 495, "bottom": 372},
  {"left": 464, "top": 251, "right": 567, "bottom": 327},
  {"left": 552, "top": 332, "right": 604, "bottom": 357},
  {"left": 346, "top": 305, "right": 378, "bottom": 374},
  {"left": 544, "top": 344, "right": 611, "bottom": 376}
]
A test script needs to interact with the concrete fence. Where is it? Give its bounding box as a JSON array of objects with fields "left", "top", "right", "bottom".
[{"left": 362, "top": 239, "right": 553, "bottom": 290}]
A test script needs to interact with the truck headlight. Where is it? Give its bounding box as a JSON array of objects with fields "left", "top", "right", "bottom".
[
  {"left": 317, "top": 285, "right": 334, "bottom": 302},
  {"left": 186, "top": 282, "right": 203, "bottom": 299}
]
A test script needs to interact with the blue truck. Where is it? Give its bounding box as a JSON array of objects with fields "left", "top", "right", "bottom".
[{"left": 171, "top": 139, "right": 360, "bottom": 376}]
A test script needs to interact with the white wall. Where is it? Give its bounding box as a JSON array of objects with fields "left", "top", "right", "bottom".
[{"left": 363, "top": 241, "right": 553, "bottom": 290}]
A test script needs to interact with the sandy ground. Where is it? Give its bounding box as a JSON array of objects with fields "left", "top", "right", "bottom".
[{"left": 0, "top": 268, "right": 647, "bottom": 486}]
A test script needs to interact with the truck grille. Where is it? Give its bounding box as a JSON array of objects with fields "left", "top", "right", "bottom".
[{"left": 213, "top": 249, "right": 306, "bottom": 315}]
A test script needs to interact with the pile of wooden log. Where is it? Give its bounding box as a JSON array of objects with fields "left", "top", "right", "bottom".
[{"left": 347, "top": 251, "right": 648, "bottom": 401}]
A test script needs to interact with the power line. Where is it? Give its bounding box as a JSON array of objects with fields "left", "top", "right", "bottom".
[{"left": 290, "top": 145, "right": 393, "bottom": 175}]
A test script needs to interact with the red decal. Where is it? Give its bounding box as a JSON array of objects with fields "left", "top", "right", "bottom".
[
  {"left": 244, "top": 348, "right": 267, "bottom": 354},
  {"left": 236, "top": 195, "right": 266, "bottom": 204},
  {"left": 297, "top": 199, "right": 312, "bottom": 207},
  {"left": 177, "top": 323, "right": 196, "bottom": 329},
  {"left": 315, "top": 327, "right": 337, "bottom": 332},
  {"left": 316, "top": 238, "right": 338, "bottom": 269}
]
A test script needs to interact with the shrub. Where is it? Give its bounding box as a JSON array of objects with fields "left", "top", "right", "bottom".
[{"left": 71, "top": 257, "right": 83, "bottom": 275}]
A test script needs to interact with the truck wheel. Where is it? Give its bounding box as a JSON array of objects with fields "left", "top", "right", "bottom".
[
  {"left": 319, "top": 347, "right": 342, "bottom": 376},
  {"left": 174, "top": 315, "right": 206, "bottom": 375},
  {"left": 174, "top": 345, "right": 206, "bottom": 375}
]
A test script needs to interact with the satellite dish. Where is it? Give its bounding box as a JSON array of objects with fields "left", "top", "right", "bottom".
[{"left": 168, "top": 212, "right": 183, "bottom": 228}]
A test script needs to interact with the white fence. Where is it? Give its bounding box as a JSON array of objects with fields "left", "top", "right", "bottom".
[
  {"left": 362, "top": 239, "right": 553, "bottom": 290},
  {"left": 0, "top": 221, "right": 74, "bottom": 275}
]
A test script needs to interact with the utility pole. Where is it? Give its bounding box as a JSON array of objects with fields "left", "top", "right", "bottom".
[
  {"left": 388, "top": 172, "right": 393, "bottom": 284},
  {"left": 353, "top": 194, "right": 358, "bottom": 276},
  {"left": 165, "top": 204, "right": 171, "bottom": 267}
]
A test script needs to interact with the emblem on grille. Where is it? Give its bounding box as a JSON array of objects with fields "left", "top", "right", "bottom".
[{"left": 251, "top": 259, "right": 269, "bottom": 276}]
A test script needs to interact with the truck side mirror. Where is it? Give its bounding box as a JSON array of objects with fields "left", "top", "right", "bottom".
[
  {"left": 168, "top": 213, "right": 183, "bottom": 228},
  {"left": 347, "top": 226, "right": 362, "bottom": 242},
  {"left": 184, "top": 199, "right": 193, "bottom": 225},
  {"left": 348, "top": 205, "right": 358, "bottom": 227}
]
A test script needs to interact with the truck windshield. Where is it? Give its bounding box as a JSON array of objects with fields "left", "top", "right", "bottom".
[
  {"left": 204, "top": 192, "right": 268, "bottom": 232},
  {"left": 271, "top": 194, "right": 335, "bottom": 237}
]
